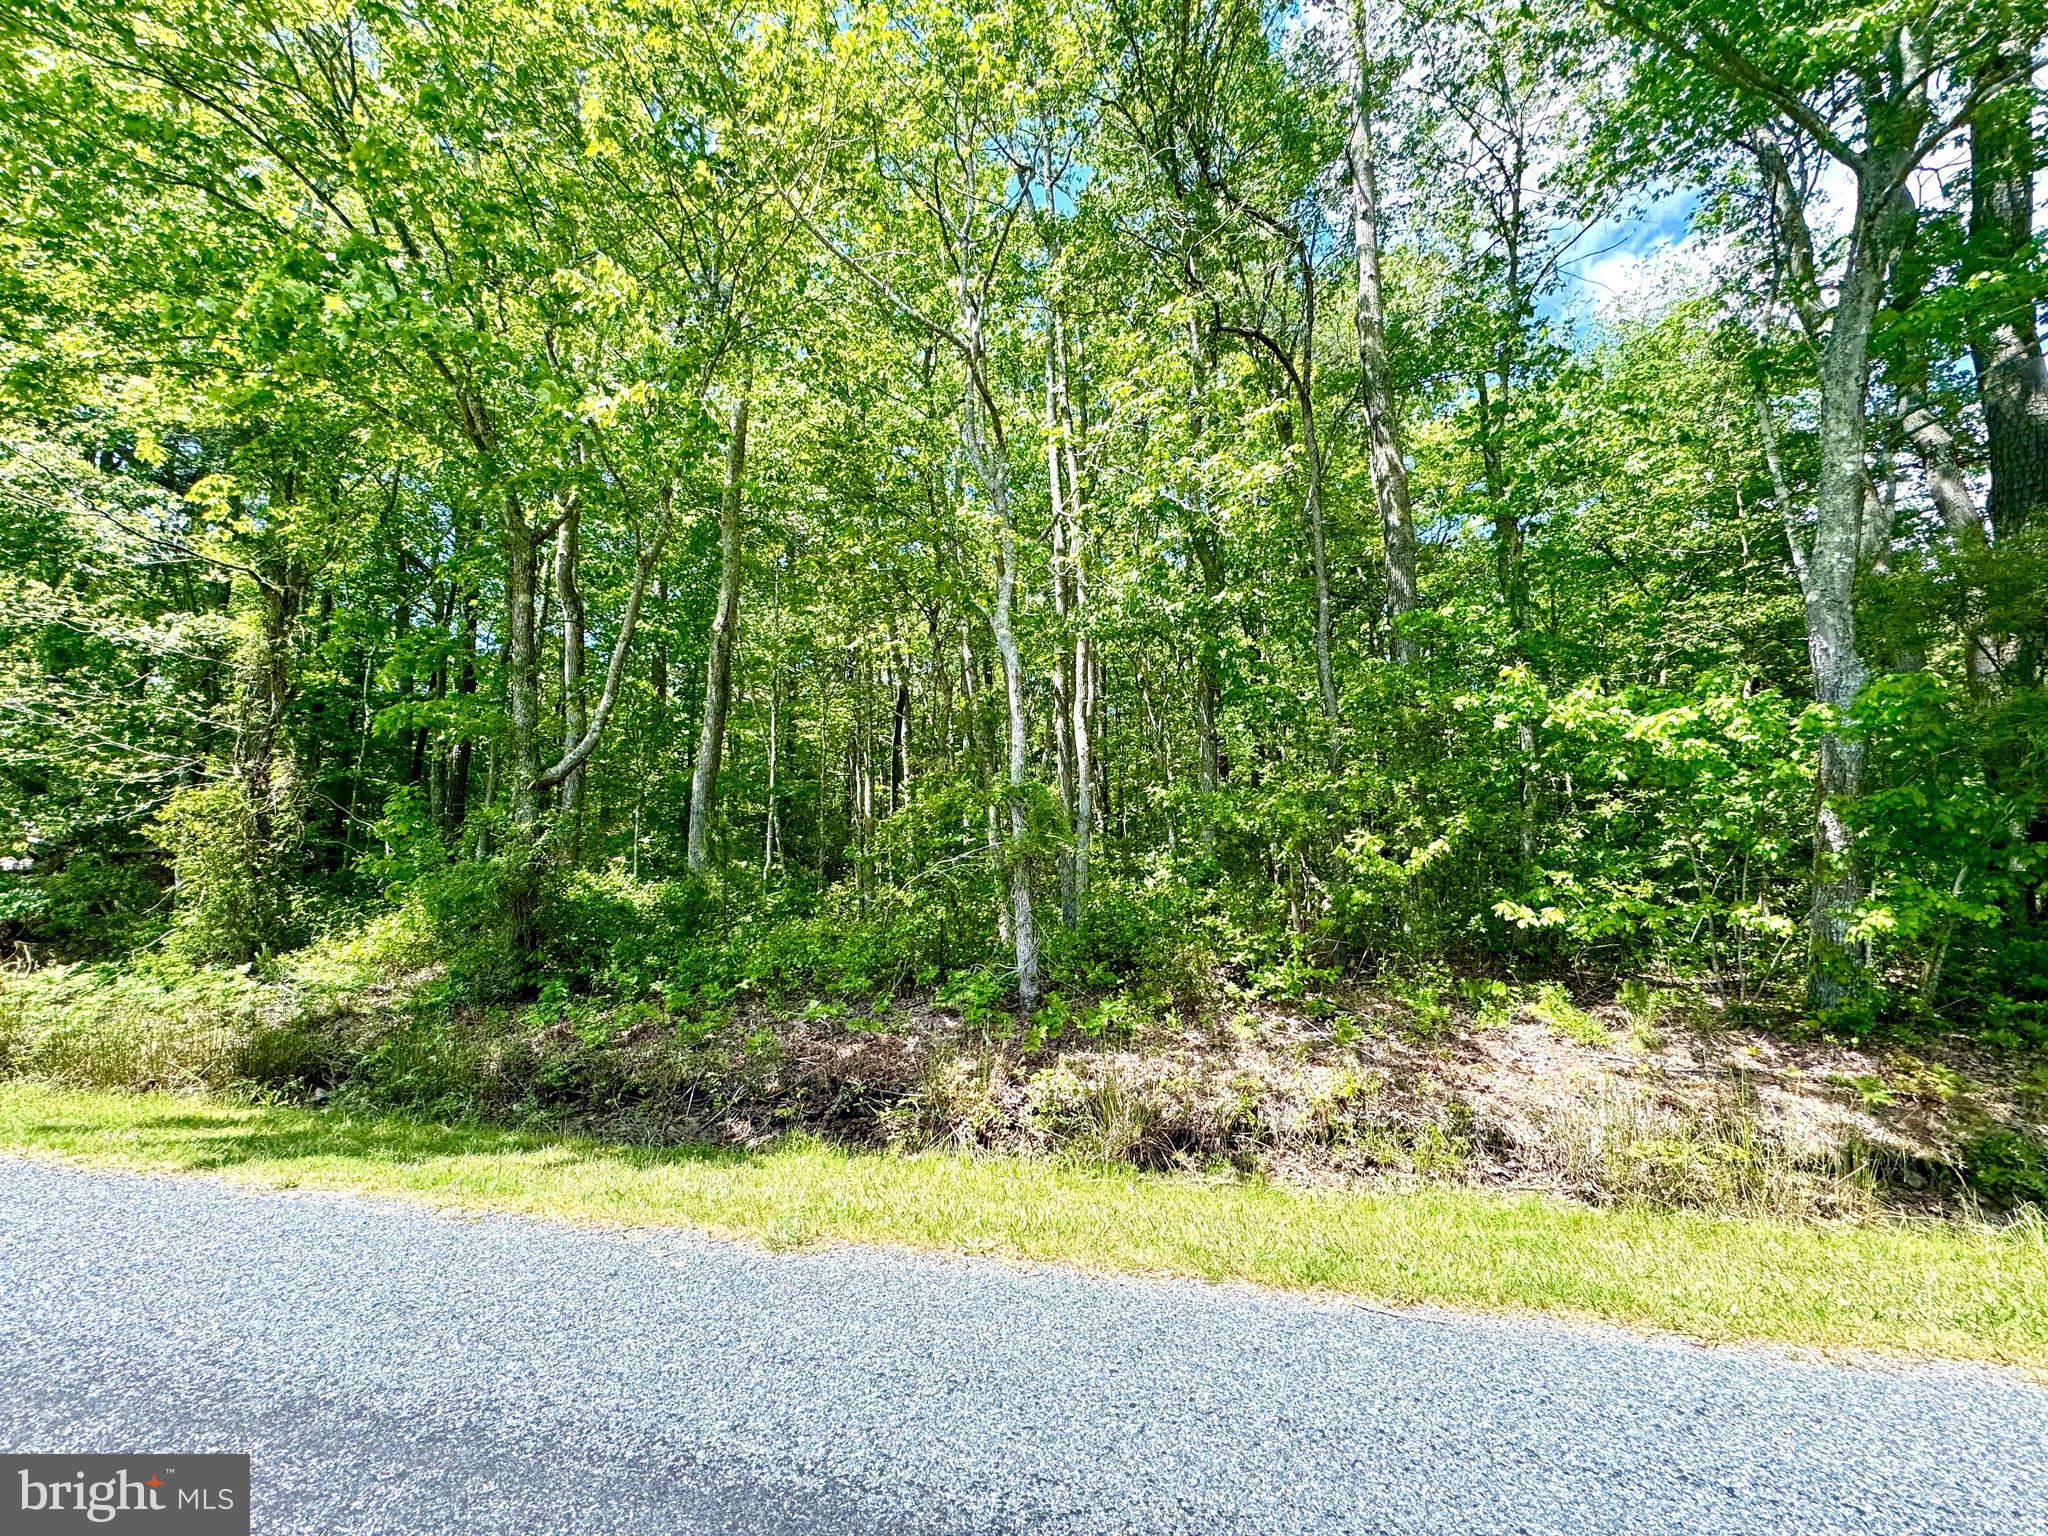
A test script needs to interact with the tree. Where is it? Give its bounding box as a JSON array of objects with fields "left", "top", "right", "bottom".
[
  {"left": 1345, "top": 2, "right": 1420, "bottom": 658},
  {"left": 1592, "top": 0, "right": 2045, "bottom": 1003}
]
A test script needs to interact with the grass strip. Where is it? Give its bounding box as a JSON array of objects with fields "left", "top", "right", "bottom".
[{"left": 2, "top": 1080, "right": 2043, "bottom": 1372}]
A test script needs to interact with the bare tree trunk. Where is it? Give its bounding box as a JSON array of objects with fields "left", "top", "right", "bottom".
[
  {"left": 1899, "top": 385, "right": 1999, "bottom": 686},
  {"left": 1476, "top": 371, "right": 1525, "bottom": 627},
  {"left": 983, "top": 449, "right": 1040, "bottom": 1006},
  {"left": 238, "top": 573, "right": 301, "bottom": 845},
  {"left": 445, "top": 590, "right": 476, "bottom": 840},
  {"left": 1052, "top": 688, "right": 1076, "bottom": 923},
  {"left": 890, "top": 652, "right": 910, "bottom": 816},
  {"left": 959, "top": 623, "right": 1010, "bottom": 946},
  {"left": 763, "top": 670, "right": 780, "bottom": 878},
  {"left": 1859, "top": 459, "right": 1895, "bottom": 575},
  {"left": 503, "top": 496, "right": 544, "bottom": 833},
  {"left": 1044, "top": 311, "right": 1095, "bottom": 925},
  {"left": 815, "top": 670, "right": 831, "bottom": 886},
  {"left": 1071, "top": 605, "right": 1093, "bottom": 919},
  {"left": 1045, "top": 335, "right": 1076, "bottom": 923},
  {"left": 951, "top": 234, "right": 1041, "bottom": 1002},
  {"left": 1300, "top": 320, "right": 1339, "bottom": 767},
  {"left": 688, "top": 371, "right": 752, "bottom": 873},
  {"left": 555, "top": 500, "right": 589, "bottom": 847},
  {"left": 226, "top": 550, "right": 308, "bottom": 956},
  {"left": 1194, "top": 531, "right": 1224, "bottom": 804},
  {"left": 852, "top": 662, "right": 872, "bottom": 905},
  {"left": 650, "top": 577, "right": 669, "bottom": 716},
  {"left": 473, "top": 743, "right": 497, "bottom": 859},
  {"left": 1058, "top": 320, "right": 1094, "bottom": 918},
  {"left": 537, "top": 485, "right": 677, "bottom": 797},
  {"left": 1761, "top": 160, "right": 1899, "bottom": 1004},
  {"left": 927, "top": 602, "right": 956, "bottom": 773},
  {"left": 1184, "top": 318, "right": 1225, "bottom": 844},
  {"left": 1345, "top": 16, "right": 1419, "bottom": 658},
  {"left": 965, "top": 393, "right": 1040, "bottom": 1000}
]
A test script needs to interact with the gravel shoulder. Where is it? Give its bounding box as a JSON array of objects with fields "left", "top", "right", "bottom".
[{"left": 2, "top": 1159, "right": 2044, "bottom": 1535}]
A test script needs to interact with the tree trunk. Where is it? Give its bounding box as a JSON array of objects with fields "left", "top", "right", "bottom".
[
  {"left": 1798, "top": 167, "right": 1898, "bottom": 1006},
  {"left": 1971, "top": 50, "right": 2048, "bottom": 545},
  {"left": 763, "top": 670, "right": 780, "bottom": 878},
  {"left": 890, "top": 656, "right": 910, "bottom": 816},
  {"left": 688, "top": 371, "right": 752, "bottom": 873},
  {"left": 1899, "top": 385, "right": 1999, "bottom": 686},
  {"left": 555, "top": 501, "right": 589, "bottom": 846},
  {"left": 503, "top": 496, "right": 543, "bottom": 833},
  {"left": 815, "top": 670, "right": 831, "bottom": 886},
  {"left": 958, "top": 622, "right": 1010, "bottom": 946},
  {"left": 1345, "top": 19, "right": 1419, "bottom": 658},
  {"left": 955, "top": 234, "right": 1040, "bottom": 1001},
  {"left": 1299, "top": 294, "right": 1340, "bottom": 767},
  {"left": 1045, "top": 311, "right": 1094, "bottom": 925},
  {"left": 964, "top": 382, "right": 1039, "bottom": 999},
  {"left": 445, "top": 590, "right": 476, "bottom": 840},
  {"left": 650, "top": 577, "right": 669, "bottom": 716},
  {"left": 1184, "top": 317, "right": 1225, "bottom": 841},
  {"left": 1193, "top": 528, "right": 1225, "bottom": 803},
  {"left": 1045, "top": 333, "right": 1076, "bottom": 923},
  {"left": 1477, "top": 370, "right": 1525, "bottom": 627},
  {"left": 238, "top": 574, "right": 301, "bottom": 846},
  {"left": 1071, "top": 609, "right": 1093, "bottom": 919},
  {"left": 1060, "top": 322, "right": 1093, "bottom": 919},
  {"left": 988, "top": 477, "right": 1041, "bottom": 1006}
]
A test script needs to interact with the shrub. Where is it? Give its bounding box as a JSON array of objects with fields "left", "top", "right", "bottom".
[
  {"left": 0, "top": 852, "right": 167, "bottom": 960},
  {"left": 150, "top": 781, "right": 300, "bottom": 964},
  {"left": 408, "top": 855, "right": 553, "bottom": 1001},
  {"left": 1965, "top": 1129, "right": 2048, "bottom": 1210}
]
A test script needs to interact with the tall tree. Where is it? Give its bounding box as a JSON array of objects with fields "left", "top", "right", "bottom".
[
  {"left": 1346, "top": 2, "right": 1420, "bottom": 657},
  {"left": 1594, "top": 0, "right": 2042, "bottom": 1002},
  {"left": 688, "top": 368, "right": 753, "bottom": 873}
]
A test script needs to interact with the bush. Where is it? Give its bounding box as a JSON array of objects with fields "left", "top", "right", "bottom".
[
  {"left": 150, "top": 781, "right": 301, "bottom": 964},
  {"left": 1965, "top": 1129, "right": 2048, "bottom": 1210},
  {"left": 1851, "top": 674, "right": 2048, "bottom": 1032},
  {"left": 408, "top": 854, "right": 555, "bottom": 1001},
  {"left": 0, "top": 852, "right": 167, "bottom": 960}
]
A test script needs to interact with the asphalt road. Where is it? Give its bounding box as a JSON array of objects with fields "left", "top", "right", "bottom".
[{"left": 2, "top": 1160, "right": 2044, "bottom": 1535}]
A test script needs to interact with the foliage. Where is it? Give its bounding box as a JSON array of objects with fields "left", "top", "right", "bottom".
[
  {"left": 1967, "top": 1128, "right": 2048, "bottom": 1211},
  {"left": 149, "top": 781, "right": 301, "bottom": 964},
  {"left": 0, "top": 0, "right": 2041, "bottom": 1111}
]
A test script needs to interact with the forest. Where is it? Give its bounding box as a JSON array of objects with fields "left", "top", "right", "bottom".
[{"left": 2, "top": 0, "right": 2046, "bottom": 1211}]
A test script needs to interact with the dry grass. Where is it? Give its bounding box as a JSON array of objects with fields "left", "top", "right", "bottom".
[
  {"left": 1521, "top": 1081, "right": 1883, "bottom": 1219},
  {"left": 6, "top": 956, "right": 2041, "bottom": 1221}
]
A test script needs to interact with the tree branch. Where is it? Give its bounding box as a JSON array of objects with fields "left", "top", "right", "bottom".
[{"left": 534, "top": 482, "right": 678, "bottom": 790}]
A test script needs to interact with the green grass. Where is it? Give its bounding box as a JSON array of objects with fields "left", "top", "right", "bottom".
[{"left": 3, "top": 1080, "right": 2045, "bottom": 1373}]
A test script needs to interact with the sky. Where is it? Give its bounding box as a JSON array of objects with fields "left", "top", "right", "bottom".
[{"left": 1564, "top": 191, "right": 1709, "bottom": 320}]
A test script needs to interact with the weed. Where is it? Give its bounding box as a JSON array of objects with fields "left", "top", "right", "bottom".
[
  {"left": 1531, "top": 1083, "right": 1878, "bottom": 1220},
  {"left": 1457, "top": 977, "right": 1516, "bottom": 1030},
  {"left": 1392, "top": 978, "right": 1454, "bottom": 1040},
  {"left": 1530, "top": 983, "right": 1613, "bottom": 1048}
]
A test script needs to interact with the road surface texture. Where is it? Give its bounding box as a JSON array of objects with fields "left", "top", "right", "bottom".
[{"left": 2, "top": 1159, "right": 2044, "bottom": 1535}]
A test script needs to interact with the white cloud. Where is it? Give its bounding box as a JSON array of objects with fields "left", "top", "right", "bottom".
[{"left": 1577, "top": 231, "right": 1725, "bottom": 318}]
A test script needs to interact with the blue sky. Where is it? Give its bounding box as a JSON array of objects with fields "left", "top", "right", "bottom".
[{"left": 1546, "top": 189, "right": 1706, "bottom": 332}]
